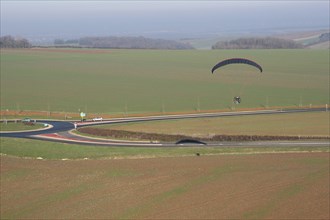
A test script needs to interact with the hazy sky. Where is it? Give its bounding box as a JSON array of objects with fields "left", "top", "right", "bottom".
[{"left": 1, "top": 1, "right": 329, "bottom": 39}]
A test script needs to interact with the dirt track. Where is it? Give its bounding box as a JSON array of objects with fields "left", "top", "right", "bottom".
[{"left": 1, "top": 153, "right": 329, "bottom": 219}]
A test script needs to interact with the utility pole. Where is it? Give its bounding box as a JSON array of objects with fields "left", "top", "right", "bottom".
[
  {"left": 16, "top": 102, "right": 20, "bottom": 114},
  {"left": 197, "top": 96, "right": 200, "bottom": 112},
  {"left": 162, "top": 102, "right": 165, "bottom": 114},
  {"left": 47, "top": 102, "right": 50, "bottom": 117}
]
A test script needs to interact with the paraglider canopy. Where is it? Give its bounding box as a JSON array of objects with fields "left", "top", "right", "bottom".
[{"left": 211, "top": 58, "right": 263, "bottom": 74}]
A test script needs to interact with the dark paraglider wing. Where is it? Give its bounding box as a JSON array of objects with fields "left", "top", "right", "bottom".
[{"left": 211, "top": 58, "right": 263, "bottom": 73}]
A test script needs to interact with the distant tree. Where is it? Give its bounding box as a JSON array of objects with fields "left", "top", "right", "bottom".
[
  {"left": 16, "top": 38, "right": 31, "bottom": 48},
  {"left": 78, "top": 36, "right": 194, "bottom": 49},
  {"left": 0, "top": 35, "right": 15, "bottom": 48},
  {"left": 319, "top": 33, "right": 330, "bottom": 42},
  {"left": 212, "top": 37, "right": 304, "bottom": 49},
  {"left": 65, "top": 39, "right": 79, "bottom": 44},
  {"left": 54, "top": 39, "right": 79, "bottom": 45},
  {"left": 0, "top": 35, "right": 32, "bottom": 48},
  {"left": 54, "top": 39, "right": 65, "bottom": 45}
]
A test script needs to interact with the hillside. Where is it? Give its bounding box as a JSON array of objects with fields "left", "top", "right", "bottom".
[
  {"left": 304, "top": 32, "right": 330, "bottom": 49},
  {"left": 275, "top": 30, "right": 329, "bottom": 49},
  {"left": 183, "top": 30, "right": 330, "bottom": 49},
  {"left": 307, "top": 41, "right": 330, "bottom": 49}
]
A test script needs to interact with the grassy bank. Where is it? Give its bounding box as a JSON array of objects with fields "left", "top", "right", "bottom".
[
  {"left": 0, "top": 137, "right": 328, "bottom": 160},
  {"left": 0, "top": 121, "right": 45, "bottom": 131}
]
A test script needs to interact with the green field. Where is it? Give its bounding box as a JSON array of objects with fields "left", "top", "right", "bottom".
[
  {"left": 0, "top": 121, "right": 45, "bottom": 131},
  {"left": 1, "top": 49, "right": 329, "bottom": 115}
]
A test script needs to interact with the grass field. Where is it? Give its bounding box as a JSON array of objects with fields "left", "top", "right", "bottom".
[
  {"left": 0, "top": 121, "right": 44, "bottom": 131},
  {"left": 1, "top": 49, "right": 329, "bottom": 115}
]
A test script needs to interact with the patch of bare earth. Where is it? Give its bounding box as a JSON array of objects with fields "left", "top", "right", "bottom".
[
  {"left": 78, "top": 127, "right": 329, "bottom": 142},
  {"left": 1, "top": 153, "right": 329, "bottom": 219}
]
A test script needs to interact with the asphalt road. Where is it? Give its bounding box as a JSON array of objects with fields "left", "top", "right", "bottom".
[{"left": 1, "top": 107, "right": 329, "bottom": 147}]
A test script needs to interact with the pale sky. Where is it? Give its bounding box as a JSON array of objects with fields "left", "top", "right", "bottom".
[{"left": 1, "top": 1, "right": 329, "bottom": 39}]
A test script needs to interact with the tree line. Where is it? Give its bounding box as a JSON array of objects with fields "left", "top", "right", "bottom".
[
  {"left": 55, "top": 36, "right": 194, "bottom": 49},
  {"left": 212, "top": 37, "right": 304, "bottom": 49},
  {"left": 315, "top": 32, "right": 329, "bottom": 44},
  {"left": 0, "top": 35, "right": 32, "bottom": 48},
  {"left": 2, "top": 34, "right": 327, "bottom": 50}
]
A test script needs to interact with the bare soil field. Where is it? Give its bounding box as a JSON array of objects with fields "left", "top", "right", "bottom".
[{"left": 1, "top": 152, "right": 329, "bottom": 219}]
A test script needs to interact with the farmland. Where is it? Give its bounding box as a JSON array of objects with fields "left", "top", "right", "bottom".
[
  {"left": 1, "top": 48, "right": 329, "bottom": 115},
  {"left": 1, "top": 48, "right": 329, "bottom": 219},
  {"left": 1, "top": 1, "right": 329, "bottom": 219},
  {"left": 1, "top": 152, "right": 329, "bottom": 219}
]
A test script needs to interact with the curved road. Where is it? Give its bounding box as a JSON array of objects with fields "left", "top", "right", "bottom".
[{"left": 1, "top": 107, "right": 329, "bottom": 147}]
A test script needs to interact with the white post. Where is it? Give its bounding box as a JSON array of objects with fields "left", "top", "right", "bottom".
[
  {"left": 47, "top": 102, "right": 50, "bottom": 117},
  {"left": 326, "top": 104, "right": 328, "bottom": 112}
]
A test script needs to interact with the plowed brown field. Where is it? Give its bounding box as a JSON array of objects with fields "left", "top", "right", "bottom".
[{"left": 1, "top": 153, "right": 329, "bottom": 219}]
